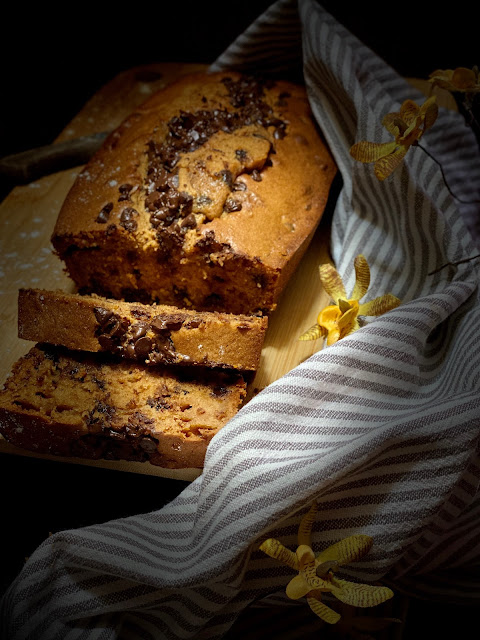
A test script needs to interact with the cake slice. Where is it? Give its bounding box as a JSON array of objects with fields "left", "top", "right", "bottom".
[
  {"left": 18, "top": 288, "right": 268, "bottom": 371},
  {"left": 0, "top": 344, "right": 247, "bottom": 468}
]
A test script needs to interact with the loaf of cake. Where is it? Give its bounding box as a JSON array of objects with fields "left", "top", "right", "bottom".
[
  {"left": 0, "top": 345, "right": 247, "bottom": 468},
  {"left": 18, "top": 288, "right": 268, "bottom": 371},
  {"left": 51, "top": 71, "right": 336, "bottom": 315}
]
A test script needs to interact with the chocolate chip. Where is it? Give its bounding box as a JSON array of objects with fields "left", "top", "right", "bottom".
[
  {"left": 127, "top": 411, "right": 155, "bottom": 429},
  {"left": 93, "top": 306, "right": 113, "bottom": 326},
  {"left": 179, "top": 192, "right": 193, "bottom": 214},
  {"left": 151, "top": 315, "right": 184, "bottom": 332},
  {"left": 131, "top": 307, "right": 151, "bottom": 320},
  {"left": 92, "top": 376, "right": 106, "bottom": 390},
  {"left": 168, "top": 173, "right": 179, "bottom": 189},
  {"left": 96, "top": 202, "right": 113, "bottom": 223},
  {"left": 118, "top": 184, "right": 134, "bottom": 202},
  {"left": 181, "top": 214, "right": 197, "bottom": 229},
  {"left": 129, "top": 322, "right": 148, "bottom": 340},
  {"left": 147, "top": 396, "right": 172, "bottom": 411},
  {"left": 134, "top": 336, "right": 153, "bottom": 359},
  {"left": 184, "top": 318, "right": 201, "bottom": 329},
  {"left": 97, "top": 335, "right": 116, "bottom": 351},
  {"left": 217, "top": 169, "right": 233, "bottom": 189},
  {"left": 233, "top": 180, "right": 247, "bottom": 192},
  {"left": 124, "top": 343, "right": 137, "bottom": 359},
  {"left": 251, "top": 169, "right": 262, "bottom": 182},
  {"left": 150, "top": 208, "right": 171, "bottom": 228},
  {"left": 145, "top": 192, "right": 164, "bottom": 211},
  {"left": 146, "top": 351, "right": 163, "bottom": 365},
  {"left": 166, "top": 191, "right": 180, "bottom": 209},
  {"left": 211, "top": 385, "right": 230, "bottom": 397},
  {"left": 196, "top": 195, "right": 213, "bottom": 207},
  {"left": 235, "top": 149, "right": 248, "bottom": 161},
  {"left": 120, "top": 207, "right": 138, "bottom": 231},
  {"left": 224, "top": 198, "right": 242, "bottom": 213},
  {"left": 100, "top": 314, "right": 129, "bottom": 339}
]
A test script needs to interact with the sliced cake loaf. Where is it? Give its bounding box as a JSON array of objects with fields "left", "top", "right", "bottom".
[
  {"left": 0, "top": 345, "right": 247, "bottom": 468},
  {"left": 18, "top": 288, "right": 268, "bottom": 371}
]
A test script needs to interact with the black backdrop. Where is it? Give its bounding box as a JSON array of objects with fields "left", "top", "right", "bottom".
[{"left": 1, "top": 1, "right": 477, "bottom": 159}]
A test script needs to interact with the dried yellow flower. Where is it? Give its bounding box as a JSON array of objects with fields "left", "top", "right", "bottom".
[
  {"left": 299, "top": 255, "right": 400, "bottom": 346},
  {"left": 429, "top": 66, "right": 480, "bottom": 93},
  {"left": 350, "top": 97, "right": 438, "bottom": 180},
  {"left": 260, "top": 502, "right": 394, "bottom": 625}
]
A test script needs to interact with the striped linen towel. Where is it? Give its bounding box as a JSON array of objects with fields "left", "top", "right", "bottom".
[{"left": 2, "top": 1, "right": 480, "bottom": 638}]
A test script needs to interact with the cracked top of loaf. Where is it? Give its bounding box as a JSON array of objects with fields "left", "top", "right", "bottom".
[{"left": 52, "top": 71, "right": 337, "bottom": 314}]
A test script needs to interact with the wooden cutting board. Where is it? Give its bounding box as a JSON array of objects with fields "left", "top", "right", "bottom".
[{"left": 0, "top": 63, "right": 333, "bottom": 480}]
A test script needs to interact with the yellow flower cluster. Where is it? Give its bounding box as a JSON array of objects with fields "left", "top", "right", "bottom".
[
  {"left": 299, "top": 255, "right": 400, "bottom": 346},
  {"left": 260, "top": 502, "right": 394, "bottom": 624},
  {"left": 429, "top": 66, "right": 480, "bottom": 93},
  {"left": 349, "top": 97, "right": 438, "bottom": 181}
]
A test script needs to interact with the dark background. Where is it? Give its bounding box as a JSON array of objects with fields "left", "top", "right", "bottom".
[
  {"left": 1, "top": 1, "right": 478, "bottom": 634},
  {"left": 1, "top": 1, "right": 478, "bottom": 160}
]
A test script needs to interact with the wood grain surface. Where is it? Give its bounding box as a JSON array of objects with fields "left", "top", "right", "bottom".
[{"left": 0, "top": 63, "right": 333, "bottom": 479}]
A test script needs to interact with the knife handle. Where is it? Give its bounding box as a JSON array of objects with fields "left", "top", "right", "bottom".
[{"left": 0, "top": 131, "right": 109, "bottom": 184}]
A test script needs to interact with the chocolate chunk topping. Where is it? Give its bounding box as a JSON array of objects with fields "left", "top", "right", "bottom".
[{"left": 144, "top": 75, "right": 286, "bottom": 237}]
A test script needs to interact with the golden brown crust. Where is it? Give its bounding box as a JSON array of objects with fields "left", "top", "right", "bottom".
[
  {"left": 18, "top": 288, "right": 268, "bottom": 371},
  {"left": 0, "top": 345, "right": 247, "bottom": 468},
  {"left": 52, "top": 71, "right": 336, "bottom": 315}
]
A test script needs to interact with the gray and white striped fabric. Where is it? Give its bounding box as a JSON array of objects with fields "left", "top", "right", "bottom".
[{"left": 2, "top": 1, "right": 480, "bottom": 638}]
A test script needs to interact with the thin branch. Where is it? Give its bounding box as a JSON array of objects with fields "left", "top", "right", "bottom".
[
  {"left": 417, "top": 142, "right": 480, "bottom": 205},
  {"left": 428, "top": 253, "right": 480, "bottom": 275}
]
